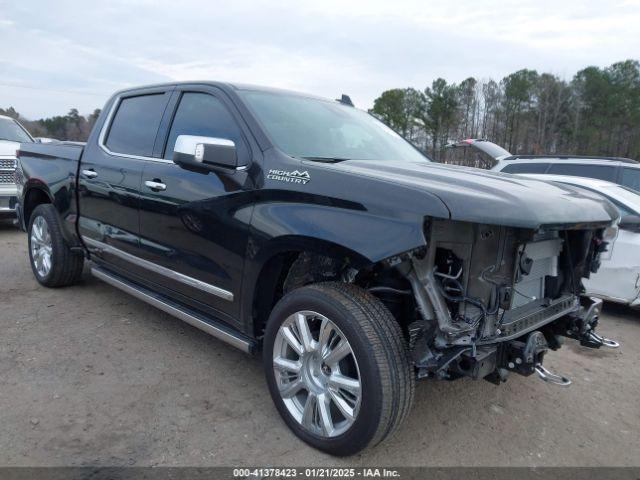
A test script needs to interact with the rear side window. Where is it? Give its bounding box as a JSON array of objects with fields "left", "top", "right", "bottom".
[
  {"left": 620, "top": 167, "right": 640, "bottom": 192},
  {"left": 501, "top": 163, "right": 550, "bottom": 174},
  {"left": 547, "top": 163, "right": 616, "bottom": 181},
  {"left": 105, "top": 94, "right": 167, "bottom": 157},
  {"left": 163, "top": 92, "right": 247, "bottom": 160}
]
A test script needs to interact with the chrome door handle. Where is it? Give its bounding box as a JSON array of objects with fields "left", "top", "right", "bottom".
[
  {"left": 145, "top": 180, "right": 167, "bottom": 191},
  {"left": 82, "top": 169, "right": 98, "bottom": 178}
]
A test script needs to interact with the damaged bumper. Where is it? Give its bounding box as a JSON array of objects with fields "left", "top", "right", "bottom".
[
  {"left": 389, "top": 218, "right": 620, "bottom": 387},
  {"left": 413, "top": 297, "right": 619, "bottom": 386}
]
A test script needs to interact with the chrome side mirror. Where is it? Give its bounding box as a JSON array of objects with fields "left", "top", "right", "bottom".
[{"left": 173, "top": 135, "right": 238, "bottom": 170}]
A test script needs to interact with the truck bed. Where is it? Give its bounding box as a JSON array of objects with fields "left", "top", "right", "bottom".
[
  {"left": 16, "top": 142, "right": 85, "bottom": 242},
  {"left": 19, "top": 141, "right": 85, "bottom": 163}
]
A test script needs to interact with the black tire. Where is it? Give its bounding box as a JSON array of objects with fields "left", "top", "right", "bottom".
[
  {"left": 28, "top": 204, "right": 84, "bottom": 287},
  {"left": 263, "top": 282, "right": 414, "bottom": 456}
]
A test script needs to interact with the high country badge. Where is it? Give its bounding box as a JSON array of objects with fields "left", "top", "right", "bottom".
[{"left": 267, "top": 169, "right": 311, "bottom": 184}]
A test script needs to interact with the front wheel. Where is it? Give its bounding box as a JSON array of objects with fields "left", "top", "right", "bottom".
[{"left": 263, "top": 283, "right": 414, "bottom": 456}]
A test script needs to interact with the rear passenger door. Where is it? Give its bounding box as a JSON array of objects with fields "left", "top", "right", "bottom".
[
  {"left": 78, "top": 87, "right": 172, "bottom": 274},
  {"left": 137, "top": 86, "right": 256, "bottom": 326}
]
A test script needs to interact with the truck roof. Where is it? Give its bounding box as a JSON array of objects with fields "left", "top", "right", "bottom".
[{"left": 112, "top": 81, "right": 336, "bottom": 103}]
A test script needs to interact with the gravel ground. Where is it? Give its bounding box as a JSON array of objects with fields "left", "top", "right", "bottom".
[{"left": 0, "top": 221, "right": 638, "bottom": 467}]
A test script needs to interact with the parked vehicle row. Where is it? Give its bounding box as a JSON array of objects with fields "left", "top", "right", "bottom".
[{"left": 14, "top": 82, "right": 621, "bottom": 455}]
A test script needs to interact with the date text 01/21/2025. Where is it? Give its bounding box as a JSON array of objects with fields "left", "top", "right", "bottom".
[{"left": 232, "top": 467, "right": 400, "bottom": 477}]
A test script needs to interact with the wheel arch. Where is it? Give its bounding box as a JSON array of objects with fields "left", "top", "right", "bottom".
[
  {"left": 23, "top": 184, "right": 54, "bottom": 228},
  {"left": 23, "top": 183, "right": 80, "bottom": 248},
  {"left": 242, "top": 235, "right": 376, "bottom": 339}
]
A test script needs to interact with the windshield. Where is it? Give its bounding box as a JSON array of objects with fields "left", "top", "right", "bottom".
[
  {"left": 239, "top": 90, "right": 430, "bottom": 162},
  {"left": 0, "top": 117, "right": 33, "bottom": 143},
  {"left": 602, "top": 185, "right": 640, "bottom": 215}
]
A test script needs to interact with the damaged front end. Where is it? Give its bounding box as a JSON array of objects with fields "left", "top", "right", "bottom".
[{"left": 374, "top": 219, "right": 619, "bottom": 386}]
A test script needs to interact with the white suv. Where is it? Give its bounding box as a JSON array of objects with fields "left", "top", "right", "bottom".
[
  {"left": 493, "top": 156, "right": 640, "bottom": 193},
  {"left": 446, "top": 138, "right": 640, "bottom": 193}
]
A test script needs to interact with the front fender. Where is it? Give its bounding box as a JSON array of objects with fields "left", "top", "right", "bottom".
[
  {"left": 239, "top": 198, "right": 429, "bottom": 335},
  {"left": 249, "top": 201, "right": 426, "bottom": 263}
]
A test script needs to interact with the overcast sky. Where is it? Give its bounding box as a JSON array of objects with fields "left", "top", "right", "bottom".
[{"left": 1, "top": 0, "right": 640, "bottom": 119}]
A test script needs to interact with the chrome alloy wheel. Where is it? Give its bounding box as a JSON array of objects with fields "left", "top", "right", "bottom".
[
  {"left": 273, "top": 311, "right": 362, "bottom": 438},
  {"left": 30, "top": 216, "right": 53, "bottom": 277}
]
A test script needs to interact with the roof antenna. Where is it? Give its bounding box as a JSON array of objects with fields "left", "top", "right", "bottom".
[{"left": 337, "top": 94, "right": 354, "bottom": 107}]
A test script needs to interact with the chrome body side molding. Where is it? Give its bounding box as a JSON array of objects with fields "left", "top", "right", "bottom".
[
  {"left": 91, "top": 267, "right": 251, "bottom": 353},
  {"left": 82, "top": 236, "right": 234, "bottom": 302}
]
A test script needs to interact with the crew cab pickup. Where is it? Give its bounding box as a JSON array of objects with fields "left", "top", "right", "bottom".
[{"left": 16, "top": 82, "right": 620, "bottom": 456}]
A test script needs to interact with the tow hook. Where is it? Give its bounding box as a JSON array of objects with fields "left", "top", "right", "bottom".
[
  {"left": 500, "top": 332, "right": 573, "bottom": 387},
  {"left": 565, "top": 297, "right": 620, "bottom": 349},
  {"left": 583, "top": 331, "right": 620, "bottom": 349},
  {"left": 534, "top": 363, "right": 572, "bottom": 387},
  {"left": 501, "top": 331, "right": 573, "bottom": 383}
]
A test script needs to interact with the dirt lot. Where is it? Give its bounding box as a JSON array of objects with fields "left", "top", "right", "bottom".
[{"left": 0, "top": 221, "right": 639, "bottom": 467}]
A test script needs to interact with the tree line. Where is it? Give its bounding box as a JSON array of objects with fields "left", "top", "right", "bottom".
[
  {"left": 370, "top": 59, "right": 640, "bottom": 167},
  {"left": 3, "top": 59, "right": 639, "bottom": 168},
  {"left": 0, "top": 107, "right": 101, "bottom": 142}
]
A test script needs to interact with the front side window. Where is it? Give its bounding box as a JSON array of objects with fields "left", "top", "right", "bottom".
[
  {"left": 164, "top": 92, "right": 247, "bottom": 160},
  {"left": 501, "top": 163, "right": 550, "bottom": 174},
  {"left": 105, "top": 93, "right": 167, "bottom": 157},
  {"left": 548, "top": 163, "right": 616, "bottom": 181},
  {"left": 0, "top": 117, "right": 33, "bottom": 143},
  {"left": 239, "top": 90, "right": 429, "bottom": 163},
  {"left": 620, "top": 167, "right": 640, "bottom": 193}
]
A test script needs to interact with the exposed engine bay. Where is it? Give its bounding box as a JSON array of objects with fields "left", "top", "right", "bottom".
[{"left": 367, "top": 219, "right": 619, "bottom": 386}]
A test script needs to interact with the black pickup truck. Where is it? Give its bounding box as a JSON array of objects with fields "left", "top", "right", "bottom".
[{"left": 16, "top": 82, "right": 620, "bottom": 456}]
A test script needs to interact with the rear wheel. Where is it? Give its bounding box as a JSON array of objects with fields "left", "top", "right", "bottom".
[
  {"left": 28, "top": 204, "right": 84, "bottom": 287},
  {"left": 263, "top": 282, "right": 414, "bottom": 456}
]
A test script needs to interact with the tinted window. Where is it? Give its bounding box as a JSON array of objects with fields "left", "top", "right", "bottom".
[
  {"left": 105, "top": 94, "right": 167, "bottom": 157},
  {"left": 621, "top": 167, "right": 640, "bottom": 193},
  {"left": 164, "top": 92, "right": 247, "bottom": 160},
  {"left": 548, "top": 163, "right": 616, "bottom": 181},
  {"left": 501, "top": 163, "right": 550, "bottom": 174}
]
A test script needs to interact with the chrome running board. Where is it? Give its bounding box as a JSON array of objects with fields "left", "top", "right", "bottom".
[{"left": 91, "top": 266, "right": 254, "bottom": 353}]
